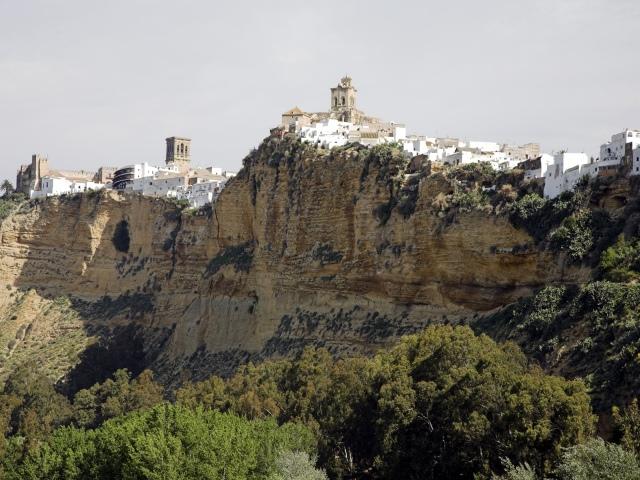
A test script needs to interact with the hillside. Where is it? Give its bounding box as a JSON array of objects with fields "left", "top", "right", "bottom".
[{"left": 0, "top": 134, "right": 636, "bottom": 411}]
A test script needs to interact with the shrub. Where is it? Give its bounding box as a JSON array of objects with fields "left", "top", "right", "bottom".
[
  {"left": 482, "top": 281, "right": 640, "bottom": 412},
  {"left": 509, "top": 191, "right": 586, "bottom": 243},
  {"left": 272, "top": 450, "right": 328, "bottom": 480},
  {"left": 205, "top": 242, "right": 254, "bottom": 277},
  {"left": 612, "top": 399, "right": 640, "bottom": 456},
  {"left": 510, "top": 193, "right": 546, "bottom": 224},
  {"left": 599, "top": 237, "right": 640, "bottom": 282},
  {"left": 550, "top": 209, "right": 594, "bottom": 261},
  {"left": 491, "top": 459, "right": 537, "bottom": 480},
  {"left": 513, "top": 285, "right": 568, "bottom": 336},
  {"left": 450, "top": 189, "right": 490, "bottom": 212},
  {"left": 497, "top": 184, "right": 518, "bottom": 203},
  {"left": 555, "top": 438, "right": 640, "bottom": 480}
]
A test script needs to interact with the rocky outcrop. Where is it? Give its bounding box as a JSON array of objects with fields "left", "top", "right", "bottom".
[{"left": 0, "top": 137, "right": 586, "bottom": 390}]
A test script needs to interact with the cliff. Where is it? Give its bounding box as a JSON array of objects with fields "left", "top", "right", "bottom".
[{"left": 0, "top": 137, "right": 588, "bottom": 391}]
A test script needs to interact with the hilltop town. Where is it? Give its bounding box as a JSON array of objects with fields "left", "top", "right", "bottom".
[
  {"left": 282, "top": 76, "right": 640, "bottom": 199},
  {"left": 15, "top": 137, "right": 237, "bottom": 208},
  {"left": 12, "top": 76, "right": 640, "bottom": 205}
]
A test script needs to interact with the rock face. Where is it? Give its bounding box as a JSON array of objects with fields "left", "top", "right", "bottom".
[{"left": 0, "top": 137, "right": 584, "bottom": 390}]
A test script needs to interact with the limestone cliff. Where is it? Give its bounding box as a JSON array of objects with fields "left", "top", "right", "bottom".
[{"left": 0, "top": 136, "right": 587, "bottom": 391}]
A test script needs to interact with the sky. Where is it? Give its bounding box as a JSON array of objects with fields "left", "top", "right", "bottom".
[{"left": 1, "top": 0, "right": 639, "bottom": 185}]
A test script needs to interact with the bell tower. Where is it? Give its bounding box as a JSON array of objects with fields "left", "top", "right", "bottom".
[
  {"left": 165, "top": 136, "right": 191, "bottom": 172},
  {"left": 330, "top": 76, "right": 358, "bottom": 122}
]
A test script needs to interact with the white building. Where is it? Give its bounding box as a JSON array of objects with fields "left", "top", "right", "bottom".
[
  {"left": 442, "top": 149, "right": 509, "bottom": 170},
  {"left": 299, "top": 119, "right": 353, "bottom": 148},
  {"left": 128, "top": 172, "right": 187, "bottom": 197},
  {"left": 519, "top": 154, "right": 555, "bottom": 180},
  {"left": 118, "top": 166, "right": 231, "bottom": 207},
  {"left": 112, "top": 162, "right": 179, "bottom": 190},
  {"left": 31, "top": 176, "right": 106, "bottom": 198},
  {"left": 633, "top": 146, "right": 640, "bottom": 176},
  {"left": 185, "top": 179, "right": 227, "bottom": 208},
  {"left": 600, "top": 129, "right": 640, "bottom": 163},
  {"left": 543, "top": 153, "right": 591, "bottom": 198}
]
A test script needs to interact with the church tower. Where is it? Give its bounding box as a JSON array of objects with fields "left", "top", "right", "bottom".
[
  {"left": 165, "top": 136, "right": 191, "bottom": 173},
  {"left": 330, "top": 76, "right": 359, "bottom": 122}
]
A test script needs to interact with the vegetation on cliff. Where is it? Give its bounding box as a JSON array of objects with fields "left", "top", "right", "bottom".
[
  {"left": 478, "top": 281, "right": 640, "bottom": 412},
  {"left": 475, "top": 177, "right": 640, "bottom": 413},
  {"left": 0, "top": 193, "right": 26, "bottom": 224},
  {"left": 0, "top": 325, "right": 608, "bottom": 480}
]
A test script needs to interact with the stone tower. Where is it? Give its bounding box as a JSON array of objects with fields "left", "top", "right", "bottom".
[
  {"left": 165, "top": 136, "right": 191, "bottom": 173},
  {"left": 330, "top": 76, "right": 358, "bottom": 122},
  {"left": 16, "top": 154, "right": 49, "bottom": 195}
]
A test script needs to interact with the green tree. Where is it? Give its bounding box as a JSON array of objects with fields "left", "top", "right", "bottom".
[
  {"left": 10, "top": 404, "right": 317, "bottom": 480},
  {"left": 72, "top": 369, "right": 163, "bottom": 428},
  {"left": 1, "top": 364, "right": 72, "bottom": 451},
  {"left": 177, "top": 326, "right": 594, "bottom": 479},
  {"left": 612, "top": 398, "right": 640, "bottom": 456},
  {"left": 1, "top": 180, "right": 14, "bottom": 197},
  {"left": 369, "top": 326, "right": 594, "bottom": 479}
]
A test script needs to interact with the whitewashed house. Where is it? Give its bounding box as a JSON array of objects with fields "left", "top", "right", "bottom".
[
  {"left": 299, "top": 119, "right": 352, "bottom": 148},
  {"left": 113, "top": 162, "right": 179, "bottom": 190},
  {"left": 128, "top": 173, "right": 187, "bottom": 197},
  {"left": 519, "top": 154, "right": 555, "bottom": 180},
  {"left": 600, "top": 129, "right": 640, "bottom": 163},
  {"left": 186, "top": 179, "right": 227, "bottom": 208},
  {"left": 32, "top": 176, "right": 105, "bottom": 198},
  {"left": 543, "top": 153, "right": 591, "bottom": 198}
]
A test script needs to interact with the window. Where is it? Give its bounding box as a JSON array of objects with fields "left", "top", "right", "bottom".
[{"left": 341, "top": 97, "right": 345, "bottom": 105}]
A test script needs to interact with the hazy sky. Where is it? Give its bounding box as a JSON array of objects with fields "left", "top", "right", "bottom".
[{"left": 1, "top": 0, "right": 639, "bottom": 184}]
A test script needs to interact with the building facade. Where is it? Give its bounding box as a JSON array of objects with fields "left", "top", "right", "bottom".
[
  {"left": 600, "top": 129, "right": 640, "bottom": 164},
  {"left": 543, "top": 153, "right": 591, "bottom": 198}
]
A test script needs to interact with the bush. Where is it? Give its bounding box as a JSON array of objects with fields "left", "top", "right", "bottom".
[
  {"left": 555, "top": 438, "right": 640, "bottom": 480},
  {"left": 599, "top": 237, "right": 640, "bottom": 282},
  {"left": 205, "top": 242, "right": 254, "bottom": 277},
  {"left": 513, "top": 285, "right": 568, "bottom": 336},
  {"left": 272, "top": 451, "right": 328, "bottom": 480},
  {"left": 450, "top": 189, "right": 490, "bottom": 212},
  {"left": 550, "top": 209, "right": 594, "bottom": 261},
  {"left": 509, "top": 191, "right": 586, "bottom": 243},
  {"left": 0, "top": 194, "right": 26, "bottom": 223},
  {"left": 482, "top": 281, "right": 640, "bottom": 412},
  {"left": 612, "top": 399, "right": 640, "bottom": 456},
  {"left": 491, "top": 459, "right": 537, "bottom": 480}
]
